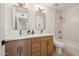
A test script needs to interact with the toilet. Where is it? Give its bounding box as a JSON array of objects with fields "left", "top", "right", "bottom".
[{"left": 54, "top": 40, "right": 64, "bottom": 55}]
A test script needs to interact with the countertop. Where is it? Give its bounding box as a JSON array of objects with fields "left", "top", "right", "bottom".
[{"left": 5, "top": 34, "right": 53, "bottom": 41}]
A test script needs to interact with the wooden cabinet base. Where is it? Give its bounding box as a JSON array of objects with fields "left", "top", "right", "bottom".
[{"left": 5, "top": 36, "right": 54, "bottom": 56}]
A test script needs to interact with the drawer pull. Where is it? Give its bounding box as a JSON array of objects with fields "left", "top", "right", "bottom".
[
  {"left": 17, "top": 46, "right": 23, "bottom": 56},
  {"left": 17, "top": 47, "right": 19, "bottom": 56}
]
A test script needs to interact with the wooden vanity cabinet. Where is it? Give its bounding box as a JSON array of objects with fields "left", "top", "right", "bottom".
[{"left": 5, "top": 36, "right": 53, "bottom": 56}]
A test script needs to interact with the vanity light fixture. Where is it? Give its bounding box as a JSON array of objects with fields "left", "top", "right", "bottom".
[
  {"left": 17, "top": 3, "right": 25, "bottom": 7},
  {"left": 17, "top": 3, "right": 28, "bottom": 8},
  {"left": 35, "top": 5, "right": 45, "bottom": 13},
  {"left": 38, "top": 7, "right": 44, "bottom": 13}
]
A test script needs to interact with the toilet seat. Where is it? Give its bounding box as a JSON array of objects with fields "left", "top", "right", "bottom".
[{"left": 54, "top": 40, "right": 64, "bottom": 47}]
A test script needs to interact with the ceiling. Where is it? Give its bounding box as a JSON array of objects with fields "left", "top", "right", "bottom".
[
  {"left": 52, "top": 3, "right": 79, "bottom": 12},
  {"left": 2, "top": 3, "right": 79, "bottom": 12},
  {"left": 36, "top": 3, "right": 79, "bottom": 12}
]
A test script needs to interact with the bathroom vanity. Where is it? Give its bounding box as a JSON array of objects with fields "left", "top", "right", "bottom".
[{"left": 5, "top": 34, "right": 54, "bottom": 56}]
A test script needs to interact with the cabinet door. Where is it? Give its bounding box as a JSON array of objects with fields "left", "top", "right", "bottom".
[
  {"left": 41, "top": 37, "right": 47, "bottom": 56},
  {"left": 41, "top": 36, "right": 53, "bottom": 56},
  {"left": 5, "top": 39, "right": 31, "bottom": 56},
  {"left": 19, "top": 39, "right": 31, "bottom": 56},
  {"left": 32, "top": 38, "right": 41, "bottom": 56},
  {"left": 46, "top": 36, "right": 53, "bottom": 56},
  {"left": 5, "top": 41, "right": 18, "bottom": 56}
]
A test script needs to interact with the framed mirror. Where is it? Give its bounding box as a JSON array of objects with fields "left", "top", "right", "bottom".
[
  {"left": 12, "top": 6, "right": 29, "bottom": 30},
  {"left": 35, "top": 8, "right": 46, "bottom": 31}
]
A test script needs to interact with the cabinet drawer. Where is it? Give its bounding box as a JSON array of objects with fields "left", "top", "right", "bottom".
[{"left": 32, "top": 38, "right": 40, "bottom": 43}]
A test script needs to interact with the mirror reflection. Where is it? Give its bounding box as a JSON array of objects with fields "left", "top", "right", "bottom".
[
  {"left": 35, "top": 7, "right": 46, "bottom": 33},
  {"left": 13, "top": 6, "right": 29, "bottom": 30}
]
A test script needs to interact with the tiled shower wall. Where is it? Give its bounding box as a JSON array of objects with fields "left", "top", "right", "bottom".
[{"left": 62, "top": 5, "right": 79, "bottom": 55}]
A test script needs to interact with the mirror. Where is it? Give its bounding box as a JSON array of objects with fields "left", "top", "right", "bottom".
[
  {"left": 13, "top": 6, "right": 29, "bottom": 30},
  {"left": 35, "top": 8, "right": 46, "bottom": 32}
]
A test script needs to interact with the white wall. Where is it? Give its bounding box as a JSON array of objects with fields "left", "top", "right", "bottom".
[
  {"left": 3, "top": 3, "right": 55, "bottom": 39},
  {"left": 0, "top": 3, "right": 55, "bottom": 56},
  {"left": 0, "top": 4, "right": 5, "bottom": 56},
  {"left": 62, "top": 5, "right": 79, "bottom": 55}
]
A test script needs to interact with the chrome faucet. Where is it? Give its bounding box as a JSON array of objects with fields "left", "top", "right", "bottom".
[
  {"left": 20, "top": 30, "right": 22, "bottom": 35},
  {"left": 41, "top": 30, "right": 43, "bottom": 34}
]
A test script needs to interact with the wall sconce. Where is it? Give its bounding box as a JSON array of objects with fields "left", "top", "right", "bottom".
[
  {"left": 18, "top": 3, "right": 25, "bottom": 7},
  {"left": 38, "top": 7, "right": 44, "bottom": 13},
  {"left": 17, "top": 3, "right": 26, "bottom": 8},
  {"left": 35, "top": 5, "right": 45, "bottom": 13}
]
